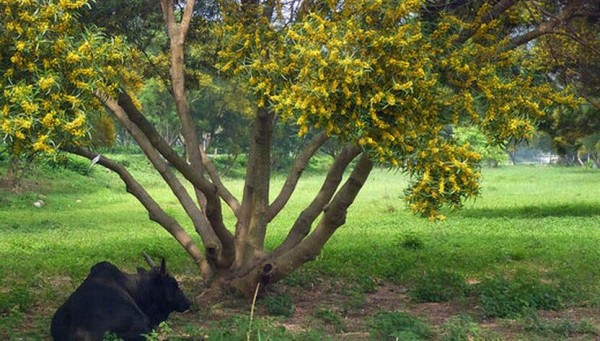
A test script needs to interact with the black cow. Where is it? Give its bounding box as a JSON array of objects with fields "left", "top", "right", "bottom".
[{"left": 51, "top": 258, "right": 191, "bottom": 341}]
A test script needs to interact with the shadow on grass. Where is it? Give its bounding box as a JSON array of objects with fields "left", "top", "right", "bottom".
[{"left": 458, "top": 203, "right": 600, "bottom": 219}]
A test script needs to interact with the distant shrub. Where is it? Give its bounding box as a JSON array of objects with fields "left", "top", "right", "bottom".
[
  {"left": 368, "top": 311, "right": 434, "bottom": 341},
  {"left": 40, "top": 154, "right": 90, "bottom": 175},
  {"left": 410, "top": 270, "right": 468, "bottom": 303}
]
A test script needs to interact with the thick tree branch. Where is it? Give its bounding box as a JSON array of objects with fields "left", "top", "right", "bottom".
[
  {"left": 267, "top": 153, "right": 373, "bottom": 282},
  {"left": 160, "top": 0, "right": 206, "bottom": 212},
  {"left": 180, "top": 0, "right": 196, "bottom": 37},
  {"left": 268, "top": 132, "right": 329, "bottom": 221},
  {"left": 116, "top": 91, "right": 240, "bottom": 240},
  {"left": 271, "top": 144, "right": 362, "bottom": 258},
  {"left": 457, "top": 0, "right": 520, "bottom": 44},
  {"left": 102, "top": 96, "right": 232, "bottom": 266},
  {"left": 234, "top": 109, "right": 274, "bottom": 268},
  {"left": 509, "top": 2, "right": 579, "bottom": 47},
  {"left": 199, "top": 147, "right": 242, "bottom": 219},
  {"left": 66, "top": 147, "right": 211, "bottom": 277},
  {"left": 115, "top": 93, "right": 236, "bottom": 267}
]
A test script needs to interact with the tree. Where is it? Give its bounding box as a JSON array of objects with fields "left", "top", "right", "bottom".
[
  {"left": 530, "top": 0, "right": 600, "bottom": 163},
  {"left": 1, "top": 0, "right": 593, "bottom": 297},
  {"left": 453, "top": 126, "right": 508, "bottom": 167},
  {"left": 0, "top": 0, "right": 141, "bottom": 187}
]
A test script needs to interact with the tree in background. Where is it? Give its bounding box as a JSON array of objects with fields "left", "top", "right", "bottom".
[
  {"left": 453, "top": 126, "right": 508, "bottom": 167},
  {"left": 532, "top": 0, "right": 600, "bottom": 164},
  {"left": 1, "top": 0, "right": 595, "bottom": 296}
]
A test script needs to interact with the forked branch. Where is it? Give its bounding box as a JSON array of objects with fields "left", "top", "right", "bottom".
[
  {"left": 271, "top": 144, "right": 361, "bottom": 257},
  {"left": 267, "top": 153, "right": 373, "bottom": 282},
  {"left": 268, "top": 132, "right": 330, "bottom": 221},
  {"left": 102, "top": 95, "right": 225, "bottom": 261}
]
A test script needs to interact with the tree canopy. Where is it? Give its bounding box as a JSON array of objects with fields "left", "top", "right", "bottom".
[
  {"left": 1, "top": 0, "right": 597, "bottom": 296},
  {"left": 0, "top": 0, "right": 141, "bottom": 158}
]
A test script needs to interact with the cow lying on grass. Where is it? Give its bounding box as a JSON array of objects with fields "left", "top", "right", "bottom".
[{"left": 51, "top": 257, "right": 191, "bottom": 341}]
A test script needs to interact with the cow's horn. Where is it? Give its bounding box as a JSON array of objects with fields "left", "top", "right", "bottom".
[{"left": 143, "top": 252, "right": 158, "bottom": 268}]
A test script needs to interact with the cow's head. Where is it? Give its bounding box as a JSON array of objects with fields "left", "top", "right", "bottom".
[{"left": 141, "top": 258, "right": 191, "bottom": 314}]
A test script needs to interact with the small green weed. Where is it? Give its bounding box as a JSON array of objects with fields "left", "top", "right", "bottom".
[
  {"left": 522, "top": 311, "right": 599, "bottom": 338},
  {"left": 409, "top": 270, "right": 468, "bottom": 303},
  {"left": 262, "top": 292, "right": 295, "bottom": 317},
  {"left": 367, "top": 311, "right": 434, "bottom": 341},
  {"left": 476, "top": 274, "right": 568, "bottom": 318},
  {"left": 399, "top": 234, "right": 425, "bottom": 251},
  {"left": 0, "top": 287, "right": 33, "bottom": 313},
  {"left": 314, "top": 308, "right": 346, "bottom": 332},
  {"left": 441, "top": 315, "right": 483, "bottom": 341},
  {"left": 199, "top": 314, "right": 328, "bottom": 341},
  {"left": 142, "top": 321, "right": 173, "bottom": 341},
  {"left": 103, "top": 331, "right": 123, "bottom": 341}
]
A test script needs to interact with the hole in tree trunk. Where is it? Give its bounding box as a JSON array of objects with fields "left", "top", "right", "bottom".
[
  {"left": 261, "top": 263, "right": 274, "bottom": 287},
  {"left": 263, "top": 263, "right": 273, "bottom": 274}
]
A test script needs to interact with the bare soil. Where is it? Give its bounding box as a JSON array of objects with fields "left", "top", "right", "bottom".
[
  {"left": 9, "top": 275, "right": 600, "bottom": 340},
  {"left": 177, "top": 276, "right": 600, "bottom": 340}
]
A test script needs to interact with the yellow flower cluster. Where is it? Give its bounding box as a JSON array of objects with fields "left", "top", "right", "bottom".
[
  {"left": 218, "top": 0, "right": 580, "bottom": 219},
  {"left": 1, "top": 0, "right": 142, "bottom": 157}
]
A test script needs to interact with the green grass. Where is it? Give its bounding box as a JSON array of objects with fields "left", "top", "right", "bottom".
[{"left": 2, "top": 156, "right": 600, "bottom": 339}]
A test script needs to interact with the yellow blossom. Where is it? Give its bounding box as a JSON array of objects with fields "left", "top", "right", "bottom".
[{"left": 39, "top": 75, "right": 56, "bottom": 91}]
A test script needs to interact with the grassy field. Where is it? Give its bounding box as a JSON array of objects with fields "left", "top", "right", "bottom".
[{"left": 1, "top": 155, "right": 600, "bottom": 340}]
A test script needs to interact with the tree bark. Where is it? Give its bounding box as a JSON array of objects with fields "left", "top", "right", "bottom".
[
  {"left": 235, "top": 108, "right": 275, "bottom": 270},
  {"left": 114, "top": 92, "right": 236, "bottom": 267}
]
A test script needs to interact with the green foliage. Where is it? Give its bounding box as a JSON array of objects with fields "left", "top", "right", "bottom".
[
  {"left": 441, "top": 315, "right": 484, "bottom": 341},
  {"left": 522, "top": 311, "right": 599, "bottom": 338},
  {"left": 2, "top": 164, "right": 600, "bottom": 338},
  {"left": 198, "top": 314, "right": 331, "bottom": 341},
  {"left": 453, "top": 126, "right": 508, "bottom": 167},
  {"left": 102, "top": 331, "right": 123, "bottom": 341},
  {"left": 39, "top": 153, "right": 92, "bottom": 175},
  {"left": 367, "top": 311, "right": 434, "bottom": 341},
  {"left": 142, "top": 321, "right": 173, "bottom": 341},
  {"left": 399, "top": 233, "right": 425, "bottom": 251},
  {"left": 409, "top": 270, "right": 468, "bottom": 303},
  {"left": 261, "top": 293, "right": 295, "bottom": 317},
  {"left": 476, "top": 273, "right": 570, "bottom": 318},
  {"left": 314, "top": 308, "right": 346, "bottom": 332}
]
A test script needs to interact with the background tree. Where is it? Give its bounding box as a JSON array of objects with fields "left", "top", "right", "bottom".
[
  {"left": 1, "top": 0, "right": 595, "bottom": 297},
  {"left": 453, "top": 126, "right": 508, "bottom": 167},
  {"left": 531, "top": 0, "right": 600, "bottom": 164}
]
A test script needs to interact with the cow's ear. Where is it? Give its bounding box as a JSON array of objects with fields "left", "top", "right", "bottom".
[
  {"left": 160, "top": 258, "right": 166, "bottom": 276},
  {"left": 137, "top": 267, "right": 148, "bottom": 275}
]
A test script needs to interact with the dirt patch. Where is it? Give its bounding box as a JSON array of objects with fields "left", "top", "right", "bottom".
[{"left": 9, "top": 275, "right": 600, "bottom": 340}]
